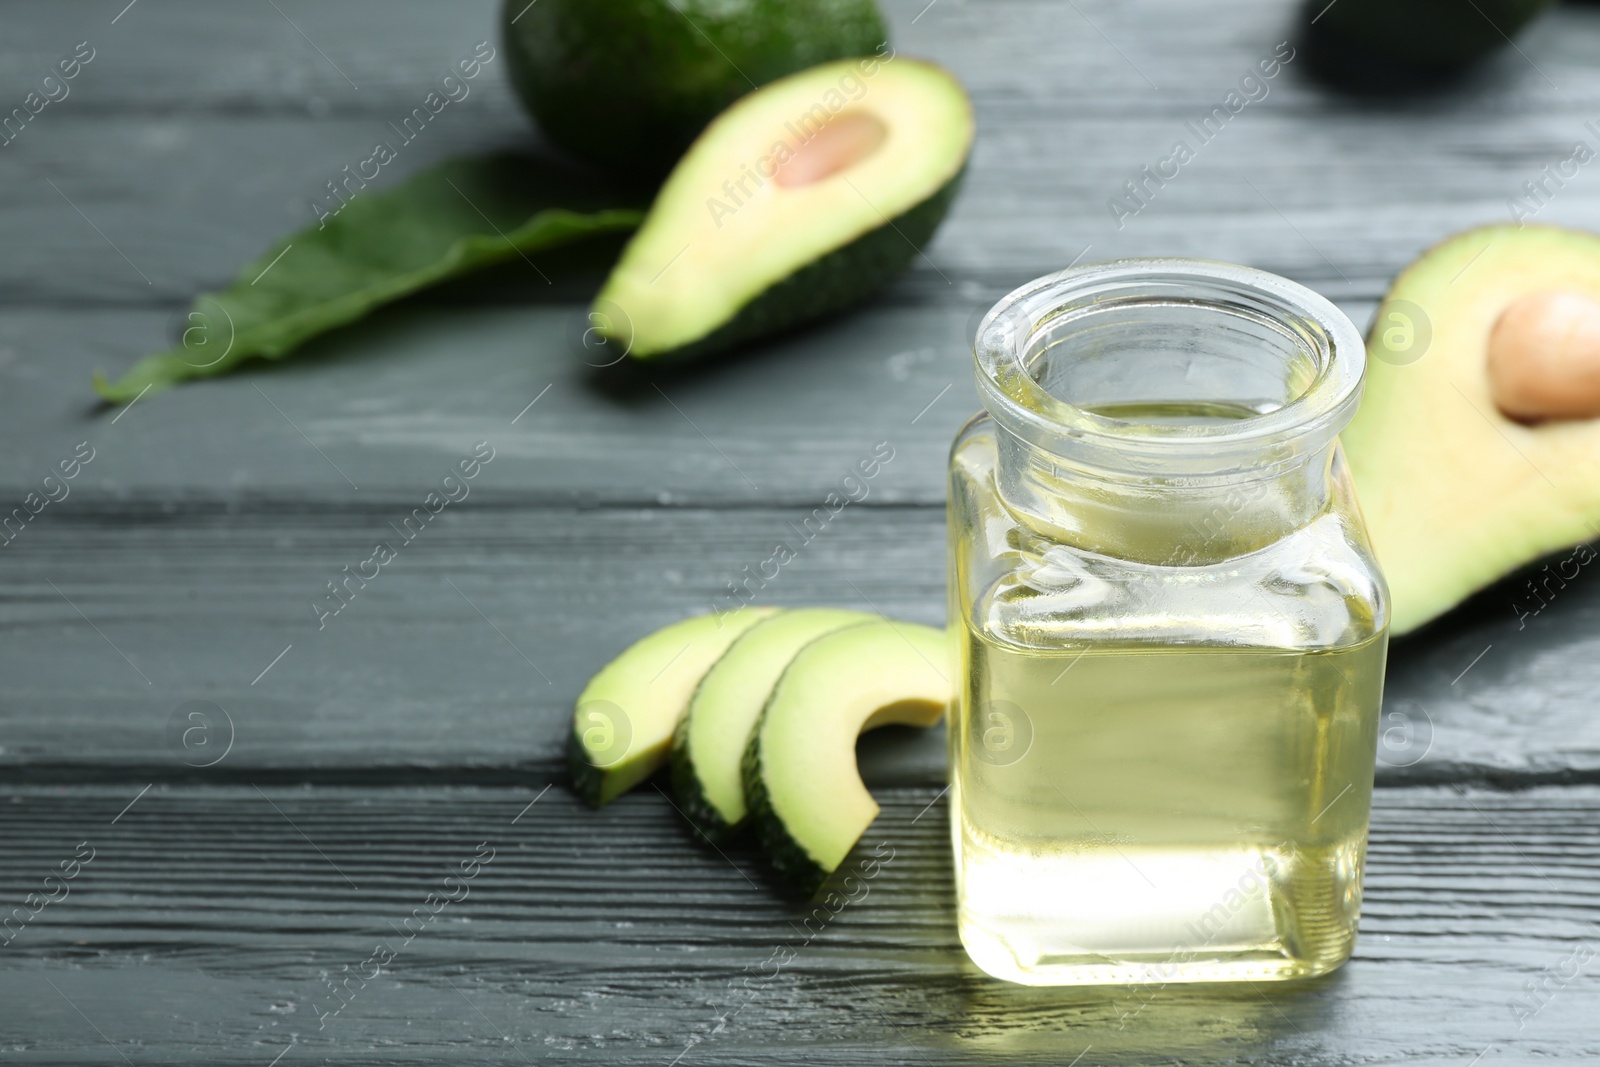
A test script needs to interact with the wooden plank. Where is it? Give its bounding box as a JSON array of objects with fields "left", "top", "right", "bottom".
[
  {"left": 0, "top": 304, "right": 976, "bottom": 504},
  {"left": 0, "top": 0, "right": 518, "bottom": 114},
  {"left": 4, "top": 89, "right": 1594, "bottom": 305},
  {"left": 0, "top": 783, "right": 1596, "bottom": 1064},
  {"left": 2, "top": 502, "right": 1599, "bottom": 781},
  {"left": 0, "top": 503, "right": 948, "bottom": 778}
]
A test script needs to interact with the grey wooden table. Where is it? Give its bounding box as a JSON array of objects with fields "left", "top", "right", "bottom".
[{"left": 3, "top": 1, "right": 1599, "bottom": 1063}]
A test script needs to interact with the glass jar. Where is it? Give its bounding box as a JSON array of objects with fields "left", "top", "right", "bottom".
[{"left": 947, "top": 259, "right": 1388, "bottom": 987}]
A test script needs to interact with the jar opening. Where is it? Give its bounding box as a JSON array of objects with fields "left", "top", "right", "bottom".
[{"left": 975, "top": 260, "right": 1365, "bottom": 478}]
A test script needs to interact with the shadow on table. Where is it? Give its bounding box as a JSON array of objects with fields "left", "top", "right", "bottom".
[
  {"left": 752, "top": 769, "right": 1348, "bottom": 1063},
  {"left": 945, "top": 969, "right": 1345, "bottom": 1059},
  {"left": 574, "top": 300, "right": 888, "bottom": 412}
]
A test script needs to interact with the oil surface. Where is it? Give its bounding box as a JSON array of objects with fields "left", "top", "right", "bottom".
[{"left": 952, "top": 625, "right": 1385, "bottom": 986}]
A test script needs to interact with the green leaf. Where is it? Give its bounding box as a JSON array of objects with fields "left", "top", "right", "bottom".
[{"left": 94, "top": 153, "right": 644, "bottom": 402}]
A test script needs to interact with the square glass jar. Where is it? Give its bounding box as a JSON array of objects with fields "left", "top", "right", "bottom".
[{"left": 947, "top": 260, "right": 1388, "bottom": 986}]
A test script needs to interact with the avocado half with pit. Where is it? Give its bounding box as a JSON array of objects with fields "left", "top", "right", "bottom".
[
  {"left": 743, "top": 620, "right": 949, "bottom": 895},
  {"left": 1344, "top": 224, "right": 1600, "bottom": 634},
  {"left": 671, "top": 607, "right": 875, "bottom": 840},
  {"left": 570, "top": 607, "right": 777, "bottom": 805},
  {"left": 593, "top": 56, "right": 973, "bottom": 361}
]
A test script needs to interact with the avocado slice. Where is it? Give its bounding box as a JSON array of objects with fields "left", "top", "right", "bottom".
[
  {"left": 594, "top": 56, "right": 973, "bottom": 361},
  {"left": 671, "top": 608, "right": 876, "bottom": 840},
  {"left": 743, "top": 620, "right": 949, "bottom": 894},
  {"left": 570, "top": 607, "right": 778, "bottom": 806},
  {"left": 1317, "top": 0, "right": 1554, "bottom": 70},
  {"left": 501, "top": 0, "right": 888, "bottom": 176},
  {"left": 1344, "top": 224, "right": 1600, "bottom": 635}
]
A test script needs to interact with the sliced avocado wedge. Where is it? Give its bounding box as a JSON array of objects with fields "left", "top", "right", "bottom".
[
  {"left": 570, "top": 607, "right": 778, "bottom": 805},
  {"left": 1344, "top": 224, "right": 1600, "bottom": 634},
  {"left": 671, "top": 608, "right": 876, "bottom": 840},
  {"left": 743, "top": 620, "right": 949, "bottom": 894},
  {"left": 595, "top": 56, "right": 973, "bottom": 361}
]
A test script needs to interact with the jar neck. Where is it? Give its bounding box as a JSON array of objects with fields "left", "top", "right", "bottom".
[
  {"left": 992, "top": 424, "right": 1336, "bottom": 564},
  {"left": 972, "top": 259, "right": 1366, "bottom": 566}
]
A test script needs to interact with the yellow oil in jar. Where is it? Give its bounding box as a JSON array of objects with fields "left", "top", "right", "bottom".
[{"left": 952, "top": 623, "right": 1385, "bottom": 986}]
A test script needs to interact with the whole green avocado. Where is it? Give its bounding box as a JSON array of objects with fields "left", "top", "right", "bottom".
[
  {"left": 501, "top": 0, "right": 889, "bottom": 176},
  {"left": 1317, "top": 0, "right": 1554, "bottom": 69}
]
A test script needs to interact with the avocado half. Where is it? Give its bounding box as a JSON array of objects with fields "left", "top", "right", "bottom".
[
  {"left": 671, "top": 608, "right": 875, "bottom": 841},
  {"left": 569, "top": 607, "right": 777, "bottom": 806},
  {"left": 1344, "top": 224, "right": 1600, "bottom": 635},
  {"left": 594, "top": 56, "right": 973, "bottom": 361},
  {"left": 501, "top": 0, "right": 888, "bottom": 175},
  {"left": 743, "top": 620, "right": 949, "bottom": 895}
]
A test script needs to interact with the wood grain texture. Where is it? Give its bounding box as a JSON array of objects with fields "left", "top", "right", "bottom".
[
  {"left": 1, "top": 502, "right": 1598, "bottom": 783},
  {"left": 1, "top": 784, "right": 1597, "bottom": 1065},
  {"left": 0, "top": 304, "right": 978, "bottom": 502}
]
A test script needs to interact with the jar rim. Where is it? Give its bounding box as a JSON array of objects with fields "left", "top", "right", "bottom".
[{"left": 973, "top": 258, "right": 1366, "bottom": 476}]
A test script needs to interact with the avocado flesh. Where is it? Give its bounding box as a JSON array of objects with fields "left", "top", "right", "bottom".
[
  {"left": 595, "top": 57, "right": 973, "bottom": 360},
  {"left": 1318, "top": 0, "right": 1554, "bottom": 69},
  {"left": 744, "top": 620, "right": 949, "bottom": 894},
  {"left": 1343, "top": 224, "right": 1600, "bottom": 635},
  {"left": 671, "top": 608, "right": 876, "bottom": 840},
  {"left": 570, "top": 607, "right": 778, "bottom": 806},
  {"left": 501, "top": 0, "right": 888, "bottom": 176}
]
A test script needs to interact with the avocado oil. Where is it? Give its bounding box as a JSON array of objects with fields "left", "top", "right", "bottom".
[
  {"left": 952, "top": 628, "right": 1384, "bottom": 985},
  {"left": 951, "top": 260, "right": 1388, "bottom": 985}
]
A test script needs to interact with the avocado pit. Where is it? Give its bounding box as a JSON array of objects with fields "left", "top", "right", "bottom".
[
  {"left": 1488, "top": 290, "right": 1600, "bottom": 422},
  {"left": 773, "top": 110, "right": 888, "bottom": 188}
]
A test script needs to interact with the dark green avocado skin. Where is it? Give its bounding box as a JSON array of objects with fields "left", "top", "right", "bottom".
[
  {"left": 669, "top": 715, "right": 740, "bottom": 843},
  {"left": 636, "top": 167, "right": 966, "bottom": 363},
  {"left": 742, "top": 720, "right": 830, "bottom": 898},
  {"left": 568, "top": 728, "right": 605, "bottom": 807},
  {"left": 502, "top": 0, "right": 888, "bottom": 176},
  {"left": 1319, "top": 0, "right": 1554, "bottom": 68}
]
